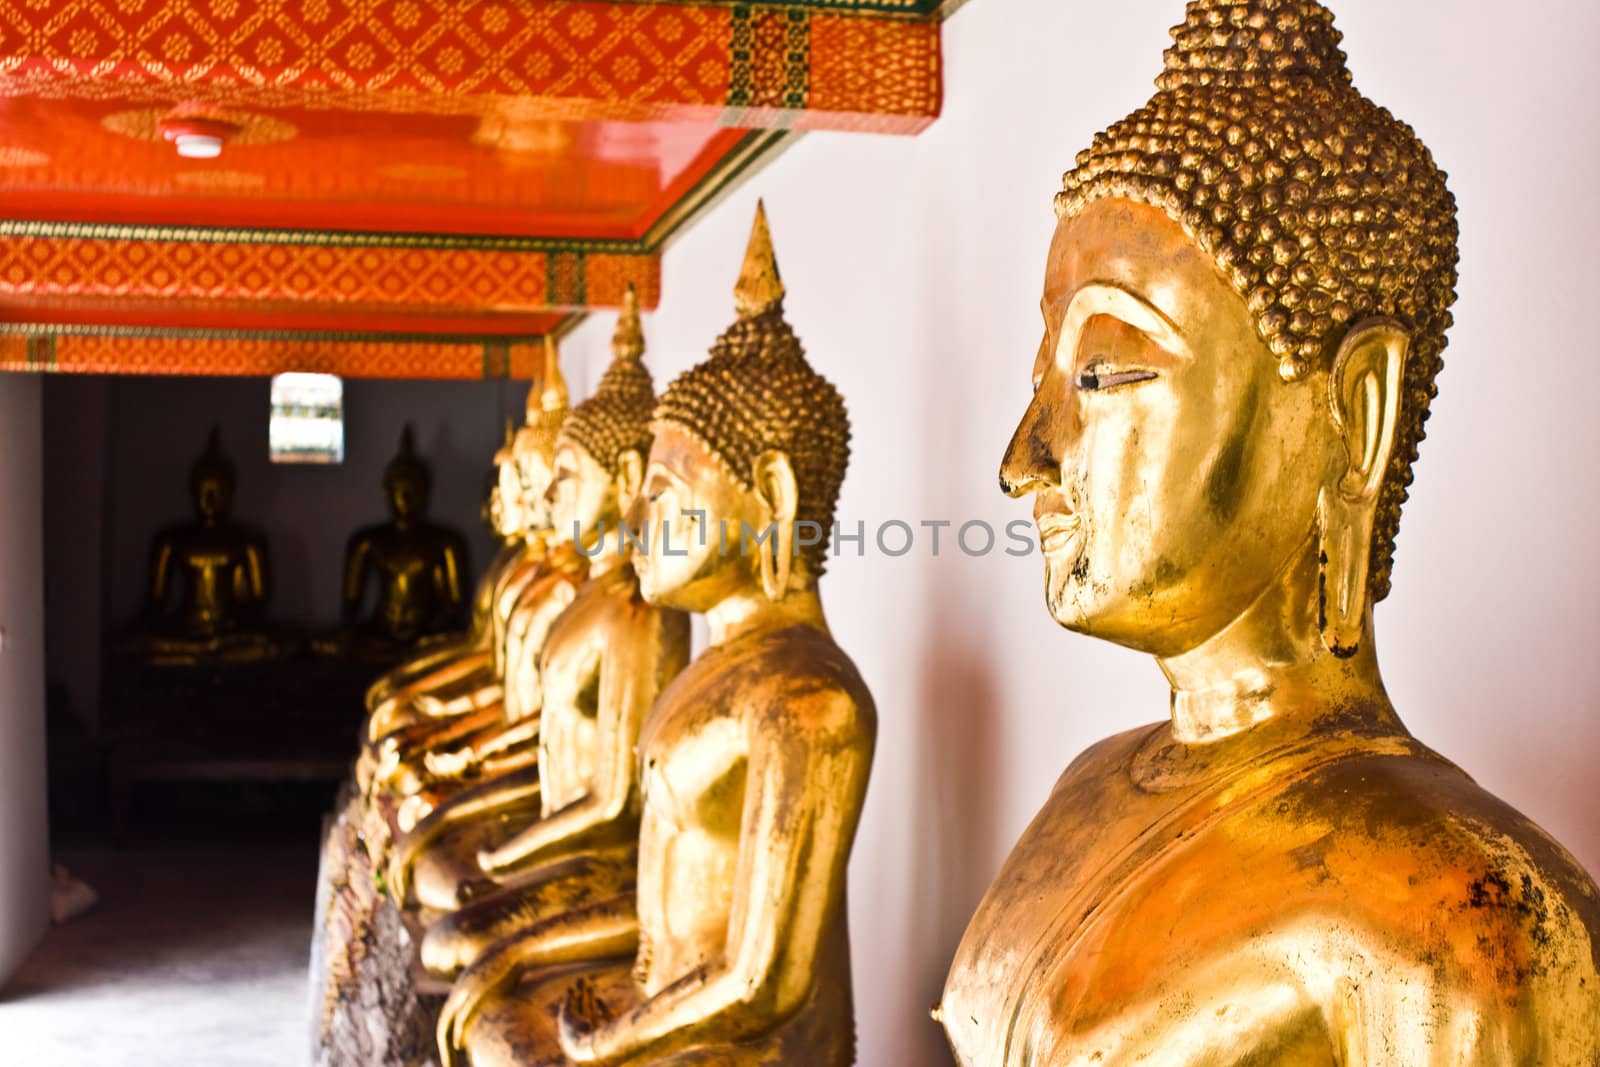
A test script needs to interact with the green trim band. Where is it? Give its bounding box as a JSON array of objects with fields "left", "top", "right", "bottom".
[
  {"left": 0, "top": 318, "right": 586, "bottom": 347},
  {"left": 0, "top": 220, "right": 645, "bottom": 256},
  {"left": 586, "top": 0, "right": 940, "bottom": 18}
]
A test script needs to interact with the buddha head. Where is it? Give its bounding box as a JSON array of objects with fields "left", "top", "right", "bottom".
[
  {"left": 383, "top": 425, "right": 431, "bottom": 522},
  {"left": 636, "top": 202, "right": 851, "bottom": 612},
  {"left": 513, "top": 337, "right": 569, "bottom": 537},
  {"left": 546, "top": 286, "right": 657, "bottom": 548},
  {"left": 189, "top": 426, "right": 236, "bottom": 523},
  {"left": 488, "top": 419, "right": 523, "bottom": 540},
  {"left": 998, "top": 0, "right": 1457, "bottom": 660}
]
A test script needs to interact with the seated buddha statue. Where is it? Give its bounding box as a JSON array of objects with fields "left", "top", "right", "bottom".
[
  {"left": 939, "top": 3, "right": 1600, "bottom": 1064},
  {"left": 362, "top": 421, "right": 527, "bottom": 724},
  {"left": 118, "top": 427, "right": 292, "bottom": 665},
  {"left": 388, "top": 289, "right": 689, "bottom": 977},
  {"left": 358, "top": 356, "right": 586, "bottom": 843},
  {"left": 316, "top": 425, "right": 471, "bottom": 664},
  {"left": 365, "top": 344, "right": 569, "bottom": 744},
  {"left": 437, "top": 203, "right": 877, "bottom": 1067}
]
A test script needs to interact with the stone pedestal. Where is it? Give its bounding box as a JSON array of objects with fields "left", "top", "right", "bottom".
[{"left": 311, "top": 779, "right": 443, "bottom": 1067}]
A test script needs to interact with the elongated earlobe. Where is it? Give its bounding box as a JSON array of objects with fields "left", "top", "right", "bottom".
[
  {"left": 614, "top": 450, "right": 644, "bottom": 511},
  {"left": 1318, "top": 319, "right": 1409, "bottom": 657},
  {"left": 752, "top": 450, "right": 798, "bottom": 602}
]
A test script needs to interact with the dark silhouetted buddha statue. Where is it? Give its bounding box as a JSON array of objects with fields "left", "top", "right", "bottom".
[
  {"left": 118, "top": 428, "right": 291, "bottom": 666},
  {"left": 317, "top": 426, "right": 471, "bottom": 664}
]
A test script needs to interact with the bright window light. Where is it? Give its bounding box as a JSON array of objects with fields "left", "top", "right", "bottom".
[{"left": 270, "top": 373, "right": 344, "bottom": 464}]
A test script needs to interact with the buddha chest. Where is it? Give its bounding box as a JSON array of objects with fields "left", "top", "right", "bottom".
[{"left": 940, "top": 723, "right": 1491, "bottom": 1066}]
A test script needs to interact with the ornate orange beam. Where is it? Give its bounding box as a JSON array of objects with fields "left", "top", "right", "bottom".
[
  {"left": 0, "top": 329, "right": 572, "bottom": 379},
  {"left": 0, "top": 0, "right": 943, "bottom": 133},
  {"left": 0, "top": 220, "right": 659, "bottom": 336}
]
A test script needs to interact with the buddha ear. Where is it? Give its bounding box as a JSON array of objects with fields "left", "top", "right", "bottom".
[
  {"left": 1318, "top": 318, "right": 1409, "bottom": 658},
  {"left": 752, "top": 450, "right": 798, "bottom": 602},
  {"left": 614, "top": 449, "right": 644, "bottom": 508}
]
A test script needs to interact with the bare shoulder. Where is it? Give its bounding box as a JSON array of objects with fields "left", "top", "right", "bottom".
[
  {"left": 1278, "top": 749, "right": 1600, "bottom": 1026},
  {"left": 745, "top": 626, "right": 876, "bottom": 741}
]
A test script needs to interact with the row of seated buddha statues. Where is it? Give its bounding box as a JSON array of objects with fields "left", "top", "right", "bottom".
[
  {"left": 115, "top": 424, "right": 474, "bottom": 668},
  {"left": 333, "top": 1, "right": 1600, "bottom": 1060},
  {"left": 346, "top": 204, "right": 877, "bottom": 1066}
]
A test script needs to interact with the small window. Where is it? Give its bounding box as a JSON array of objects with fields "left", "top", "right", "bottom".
[{"left": 270, "top": 373, "right": 345, "bottom": 464}]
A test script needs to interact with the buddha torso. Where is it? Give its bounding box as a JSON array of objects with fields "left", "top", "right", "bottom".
[
  {"left": 489, "top": 545, "right": 547, "bottom": 675},
  {"left": 354, "top": 520, "right": 464, "bottom": 638},
  {"left": 634, "top": 624, "right": 870, "bottom": 1009},
  {"left": 501, "top": 545, "right": 588, "bottom": 722},
  {"left": 157, "top": 520, "right": 264, "bottom": 635},
  {"left": 537, "top": 563, "right": 685, "bottom": 816},
  {"left": 942, "top": 713, "right": 1600, "bottom": 1066},
  {"left": 470, "top": 540, "right": 524, "bottom": 640}
]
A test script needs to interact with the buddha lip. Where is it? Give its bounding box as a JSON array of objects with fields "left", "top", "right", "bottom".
[{"left": 1035, "top": 513, "right": 1084, "bottom": 553}]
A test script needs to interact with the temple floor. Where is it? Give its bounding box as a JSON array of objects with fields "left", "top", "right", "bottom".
[{"left": 0, "top": 837, "right": 317, "bottom": 1065}]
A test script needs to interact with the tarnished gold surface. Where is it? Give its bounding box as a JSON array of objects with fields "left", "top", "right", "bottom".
[
  {"left": 387, "top": 295, "right": 688, "bottom": 970},
  {"left": 939, "top": 3, "right": 1600, "bottom": 1063},
  {"left": 316, "top": 425, "right": 471, "bottom": 662},
  {"left": 115, "top": 427, "right": 291, "bottom": 665},
  {"left": 441, "top": 204, "right": 876, "bottom": 1067}
]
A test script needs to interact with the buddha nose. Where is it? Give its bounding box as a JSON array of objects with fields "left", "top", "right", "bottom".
[
  {"left": 999, "top": 391, "right": 1066, "bottom": 498},
  {"left": 622, "top": 492, "right": 647, "bottom": 534}
]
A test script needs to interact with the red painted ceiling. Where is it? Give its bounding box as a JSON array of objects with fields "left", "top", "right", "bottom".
[
  {"left": 0, "top": 97, "right": 750, "bottom": 240},
  {"left": 0, "top": 0, "right": 945, "bottom": 374}
]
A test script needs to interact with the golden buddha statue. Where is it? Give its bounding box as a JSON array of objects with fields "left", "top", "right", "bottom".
[
  {"left": 318, "top": 425, "right": 471, "bottom": 663},
  {"left": 118, "top": 427, "right": 291, "bottom": 665},
  {"left": 437, "top": 203, "right": 877, "bottom": 1067},
  {"left": 359, "top": 352, "right": 586, "bottom": 823},
  {"left": 939, "top": 3, "right": 1600, "bottom": 1063},
  {"left": 389, "top": 289, "right": 689, "bottom": 979}
]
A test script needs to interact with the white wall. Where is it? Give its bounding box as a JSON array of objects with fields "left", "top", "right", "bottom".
[
  {"left": 0, "top": 374, "right": 51, "bottom": 987},
  {"left": 559, "top": 0, "right": 1600, "bottom": 1060}
]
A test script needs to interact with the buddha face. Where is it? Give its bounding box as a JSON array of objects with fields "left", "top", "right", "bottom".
[
  {"left": 493, "top": 453, "right": 526, "bottom": 538},
  {"left": 512, "top": 430, "right": 554, "bottom": 535},
  {"left": 192, "top": 472, "right": 233, "bottom": 521},
  {"left": 1000, "top": 198, "right": 1336, "bottom": 658},
  {"left": 546, "top": 437, "right": 615, "bottom": 547},
  {"left": 386, "top": 472, "right": 428, "bottom": 520},
  {"left": 634, "top": 423, "right": 762, "bottom": 612}
]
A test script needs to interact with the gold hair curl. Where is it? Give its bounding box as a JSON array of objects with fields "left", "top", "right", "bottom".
[{"left": 560, "top": 286, "right": 657, "bottom": 475}]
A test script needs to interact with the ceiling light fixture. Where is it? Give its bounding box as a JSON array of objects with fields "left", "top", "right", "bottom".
[{"left": 158, "top": 115, "right": 242, "bottom": 160}]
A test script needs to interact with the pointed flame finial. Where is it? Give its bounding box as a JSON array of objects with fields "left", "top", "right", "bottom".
[
  {"left": 503, "top": 416, "right": 516, "bottom": 447},
  {"left": 611, "top": 283, "right": 645, "bottom": 362},
  {"left": 541, "top": 335, "right": 569, "bottom": 412},
  {"left": 733, "top": 200, "right": 784, "bottom": 319},
  {"left": 398, "top": 423, "right": 416, "bottom": 456}
]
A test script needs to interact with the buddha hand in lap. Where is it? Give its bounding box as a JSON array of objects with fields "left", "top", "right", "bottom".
[
  {"left": 391, "top": 291, "right": 687, "bottom": 950},
  {"left": 938, "top": 3, "right": 1600, "bottom": 1063},
  {"left": 441, "top": 203, "right": 876, "bottom": 1067}
]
